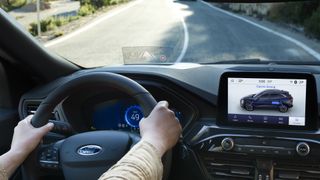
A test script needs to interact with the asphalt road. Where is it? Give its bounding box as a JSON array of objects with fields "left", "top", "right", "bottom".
[{"left": 46, "top": 0, "right": 320, "bottom": 67}]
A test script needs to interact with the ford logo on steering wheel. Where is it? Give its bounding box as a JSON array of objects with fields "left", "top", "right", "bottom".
[{"left": 77, "top": 145, "right": 102, "bottom": 156}]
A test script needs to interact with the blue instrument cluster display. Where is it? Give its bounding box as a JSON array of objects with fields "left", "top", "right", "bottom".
[
  {"left": 92, "top": 99, "right": 182, "bottom": 131},
  {"left": 92, "top": 100, "right": 142, "bottom": 131}
]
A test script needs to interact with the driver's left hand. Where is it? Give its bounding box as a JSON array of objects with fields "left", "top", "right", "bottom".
[
  {"left": 0, "top": 115, "right": 54, "bottom": 179},
  {"left": 10, "top": 115, "right": 54, "bottom": 160}
]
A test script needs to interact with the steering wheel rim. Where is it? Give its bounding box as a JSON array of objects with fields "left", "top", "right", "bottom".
[
  {"left": 31, "top": 72, "right": 157, "bottom": 128},
  {"left": 22, "top": 72, "right": 172, "bottom": 180}
]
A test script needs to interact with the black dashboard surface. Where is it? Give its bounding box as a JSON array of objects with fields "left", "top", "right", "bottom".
[{"left": 18, "top": 63, "right": 320, "bottom": 180}]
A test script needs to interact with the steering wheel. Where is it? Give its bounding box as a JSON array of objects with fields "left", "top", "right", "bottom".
[{"left": 22, "top": 72, "right": 172, "bottom": 180}]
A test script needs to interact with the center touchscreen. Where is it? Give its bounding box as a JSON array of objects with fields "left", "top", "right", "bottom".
[{"left": 228, "top": 78, "right": 307, "bottom": 126}]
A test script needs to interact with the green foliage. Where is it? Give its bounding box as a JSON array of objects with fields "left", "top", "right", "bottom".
[
  {"left": 109, "top": 0, "right": 119, "bottom": 5},
  {"left": 304, "top": 7, "right": 320, "bottom": 39},
  {"left": 268, "top": 2, "right": 319, "bottom": 25},
  {"left": 29, "top": 22, "right": 37, "bottom": 36},
  {"left": 78, "top": 3, "right": 96, "bottom": 16},
  {"left": 54, "top": 31, "right": 64, "bottom": 38},
  {"left": 29, "top": 16, "right": 79, "bottom": 36},
  {"left": 79, "top": 0, "right": 127, "bottom": 9},
  {"left": 267, "top": 2, "right": 320, "bottom": 40},
  {"left": 7, "top": 0, "right": 26, "bottom": 7},
  {"left": 79, "top": 0, "right": 102, "bottom": 8},
  {"left": 268, "top": 3, "right": 301, "bottom": 24},
  {"left": 0, "top": 0, "right": 26, "bottom": 11},
  {"left": 0, "top": 4, "right": 9, "bottom": 11},
  {"left": 102, "top": 0, "right": 111, "bottom": 6}
]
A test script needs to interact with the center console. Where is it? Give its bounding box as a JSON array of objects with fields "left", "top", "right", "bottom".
[{"left": 189, "top": 72, "right": 320, "bottom": 180}]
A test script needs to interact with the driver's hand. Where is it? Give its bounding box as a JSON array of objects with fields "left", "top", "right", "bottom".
[
  {"left": 10, "top": 115, "right": 54, "bottom": 159},
  {"left": 139, "top": 101, "right": 182, "bottom": 156}
]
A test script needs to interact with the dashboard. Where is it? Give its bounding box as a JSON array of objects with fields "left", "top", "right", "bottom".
[{"left": 18, "top": 64, "right": 320, "bottom": 180}]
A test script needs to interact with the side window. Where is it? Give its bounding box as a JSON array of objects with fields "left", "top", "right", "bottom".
[
  {"left": 274, "top": 94, "right": 284, "bottom": 99},
  {"left": 269, "top": 94, "right": 278, "bottom": 99},
  {"left": 259, "top": 94, "right": 269, "bottom": 100}
]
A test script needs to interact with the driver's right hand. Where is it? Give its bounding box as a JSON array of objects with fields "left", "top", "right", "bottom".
[{"left": 139, "top": 101, "right": 182, "bottom": 156}]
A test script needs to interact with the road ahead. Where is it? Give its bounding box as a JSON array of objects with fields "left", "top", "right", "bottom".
[{"left": 46, "top": 0, "right": 320, "bottom": 67}]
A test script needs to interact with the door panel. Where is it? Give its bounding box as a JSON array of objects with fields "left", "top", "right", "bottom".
[{"left": 0, "top": 109, "right": 18, "bottom": 154}]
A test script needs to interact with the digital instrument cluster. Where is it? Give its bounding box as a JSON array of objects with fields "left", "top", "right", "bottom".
[{"left": 91, "top": 99, "right": 183, "bottom": 132}]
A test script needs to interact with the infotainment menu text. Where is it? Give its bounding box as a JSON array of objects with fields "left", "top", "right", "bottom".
[{"left": 228, "top": 78, "right": 307, "bottom": 126}]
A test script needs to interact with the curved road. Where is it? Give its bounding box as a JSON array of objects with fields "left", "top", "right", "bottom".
[{"left": 46, "top": 0, "right": 320, "bottom": 67}]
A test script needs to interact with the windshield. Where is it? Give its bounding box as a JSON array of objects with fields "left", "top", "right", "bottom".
[{"left": 2, "top": 0, "right": 320, "bottom": 67}]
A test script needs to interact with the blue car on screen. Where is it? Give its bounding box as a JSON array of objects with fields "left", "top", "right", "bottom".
[{"left": 240, "top": 89, "right": 293, "bottom": 112}]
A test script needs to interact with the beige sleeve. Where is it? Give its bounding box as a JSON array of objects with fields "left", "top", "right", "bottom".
[
  {"left": 0, "top": 163, "right": 8, "bottom": 180},
  {"left": 98, "top": 140, "right": 163, "bottom": 180}
]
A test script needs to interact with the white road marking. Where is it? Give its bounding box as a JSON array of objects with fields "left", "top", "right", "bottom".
[
  {"left": 176, "top": 14, "right": 189, "bottom": 63},
  {"left": 200, "top": 0, "right": 320, "bottom": 61},
  {"left": 168, "top": 0, "right": 189, "bottom": 63},
  {"left": 45, "top": 0, "right": 144, "bottom": 47}
]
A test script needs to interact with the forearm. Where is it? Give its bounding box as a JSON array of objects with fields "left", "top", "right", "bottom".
[
  {"left": 0, "top": 150, "right": 26, "bottom": 180},
  {"left": 99, "top": 140, "right": 163, "bottom": 180}
]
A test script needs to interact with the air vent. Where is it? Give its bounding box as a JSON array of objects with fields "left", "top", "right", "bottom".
[
  {"left": 203, "top": 156, "right": 255, "bottom": 180},
  {"left": 26, "top": 104, "right": 39, "bottom": 116},
  {"left": 274, "top": 161, "right": 320, "bottom": 180},
  {"left": 24, "top": 101, "right": 58, "bottom": 120}
]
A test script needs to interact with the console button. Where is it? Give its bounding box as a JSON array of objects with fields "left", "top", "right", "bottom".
[
  {"left": 296, "top": 142, "right": 310, "bottom": 156},
  {"left": 248, "top": 148, "right": 256, "bottom": 153},
  {"left": 235, "top": 146, "right": 244, "bottom": 152},
  {"left": 285, "top": 150, "right": 294, "bottom": 156},
  {"left": 259, "top": 148, "right": 272, "bottom": 155},
  {"left": 273, "top": 149, "right": 280, "bottom": 155},
  {"left": 221, "top": 138, "right": 234, "bottom": 151}
]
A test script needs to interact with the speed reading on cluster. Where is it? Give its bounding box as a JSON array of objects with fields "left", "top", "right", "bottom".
[
  {"left": 124, "top": 105, "right": 144, "bottom": 128},
  {"left": 131, "top": 113, "right": 140, "bottom": 121}
]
